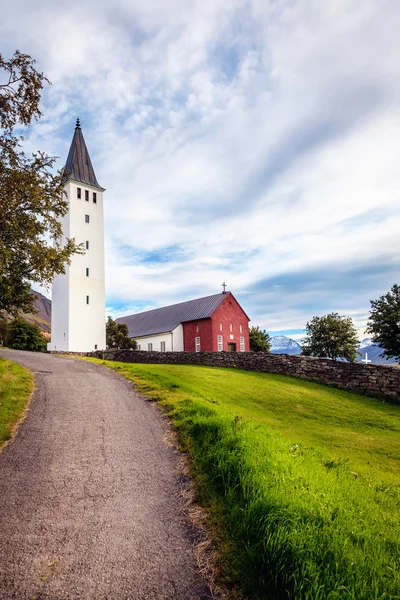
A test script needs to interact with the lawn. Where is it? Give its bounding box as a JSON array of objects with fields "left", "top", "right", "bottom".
[
  {"left": 0, "top": 357, "right": 34, "bottom": 448},
  {"left": 89, "top": 360, "right": 400, "bottom": 599}
]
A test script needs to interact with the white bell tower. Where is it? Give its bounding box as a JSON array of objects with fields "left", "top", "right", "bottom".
[{"left": 48, "top": 119, "right": 106, "bottom": 352}]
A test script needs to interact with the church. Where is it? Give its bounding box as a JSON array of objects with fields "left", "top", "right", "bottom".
[
  {"left": 117, "top": 291, "right": 250, "bottom": 352},
  {"left": 49, "top": 122, "right": 250, "bottom": 353}
]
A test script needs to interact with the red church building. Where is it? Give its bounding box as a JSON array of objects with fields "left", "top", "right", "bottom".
[{"left": 117, "top": 291, "right": 250, "bottom": 353}]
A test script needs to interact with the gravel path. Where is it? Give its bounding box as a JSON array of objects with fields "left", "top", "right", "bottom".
[{"left": 0, "top": 349, "right": 210, "bottom": 599}]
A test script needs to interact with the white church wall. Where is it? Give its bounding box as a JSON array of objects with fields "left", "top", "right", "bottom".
[
  {"left": 133, "top": 323, "right": 184, "bottom": 352},
  {"left": 68, "top": 181, "right": 105, "bottom": 351},
  {"left": 49, "top": 178, "right": 106, "bottom": 352},
  {"left": 172, "top": 324, "right": 184, "bottom": 351},
  {"left": 134, "top": 332, "right": 173, "bottom": 352}
]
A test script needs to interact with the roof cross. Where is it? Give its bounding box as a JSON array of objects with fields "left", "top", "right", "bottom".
[{"left": 222, "top": 282, "right": 227, "bottom": 293}]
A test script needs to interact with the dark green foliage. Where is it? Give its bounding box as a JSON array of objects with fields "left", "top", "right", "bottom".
[
  {"left": 106, "top": 316, "right": 137, "bottom": 349},
  {"left": 5, "top": 317, "right": 47, "bottom": 352},
  {"left": 0, "top": 50, "right": 82, "bottom": 315},
  {"left": 302, "top": 313, "right": 359, "bottom": 362},
  {"left": 249, "top": 325, "right": 271, "bottom": 352},
  {"left": 0, "top": 317, "right": 8, "bottom": 345},
  {"left": 367, "top": 284, "right": 400, "bottom": 362}
]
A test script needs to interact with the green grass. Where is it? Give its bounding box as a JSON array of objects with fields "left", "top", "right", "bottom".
[
  {"left": 0, "top": 358, "right": 34, "bottom": 447},
  {"left": 87, "top": 359, "right": 400, "bottom": 599}
]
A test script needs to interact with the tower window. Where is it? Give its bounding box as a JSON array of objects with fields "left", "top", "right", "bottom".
[
  {"left": 86, "top": 267, "right": 89, "bottom": 277},
  {"left": 219, "top": 322, "right": 223, "bottom": 331},
  {"left": 85, "top": 190, "right": 89, "bottom": 201},
  {"left": 240, "top": 337, "right": 245, "bottom": 352},
  {"left": 196, "top": 324, "right": 199, "bottom": 333},
  {"left": 86, "top": 295, "right": 89, "bottom": 304},
  {"left": 85, "top": 240, "right": 89, "bottom": 250},
  {"left": 85, "top": 214, "right": 90, "bottom": 223},
  {"left": 93, "top": 192, "right": 97, "bottom": 204},
  {"left": 240, "top": 324, "right": 243, "bottom": 333},
  {"left": 230, "top": 322, "right": 233, "bottom": 332},
  {"left": 77, "top": 187, "right": 81, "bottom": 199}
]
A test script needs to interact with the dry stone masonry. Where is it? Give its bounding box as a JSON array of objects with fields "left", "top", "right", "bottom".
[{"left": 90, "top": 350, "right": 400, "bottom": 405}]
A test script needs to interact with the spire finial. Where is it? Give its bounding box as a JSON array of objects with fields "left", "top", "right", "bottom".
[
  {"left": 222, "top": 282, "right": 227, "bottom": 293},
  {"left": 75, "top": 118, "right": 81, "bottom": 129}
]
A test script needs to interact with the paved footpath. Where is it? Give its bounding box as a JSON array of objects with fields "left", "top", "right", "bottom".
[{"left": 0, "top": 349, "right": 210, "bottom": 600}]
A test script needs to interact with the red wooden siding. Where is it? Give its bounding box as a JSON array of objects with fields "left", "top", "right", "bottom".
[{"left": 183, "top": 292, "right": 250, "bottom": 352}]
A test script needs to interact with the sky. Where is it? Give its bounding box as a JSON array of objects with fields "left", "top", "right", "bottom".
[{"left": 2, "top": 0, "right": 399, "bottom": 340}]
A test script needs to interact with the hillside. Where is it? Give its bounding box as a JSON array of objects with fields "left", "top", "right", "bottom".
[
  {"left": 1, "top": 290, "right": 51, "bottom": 333},
  {"left": 90, "top": 360, "right": 400, "bottom": 600}
]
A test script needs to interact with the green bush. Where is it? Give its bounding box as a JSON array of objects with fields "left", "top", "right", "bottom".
[{"left": 5, "top": 318, "right": 47, "bottom": 352}]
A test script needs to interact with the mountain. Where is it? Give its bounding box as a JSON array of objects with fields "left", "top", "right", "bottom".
[
  {"left": 1, "top": 290, "right": 51, "bottom": 333},
  {"left": 25, "top": 290, "right": 52, "bottom": 332},
  {"left": 359, "top": 337, "right": 374, "bottom": 347},
  {"left": 357, "top": 343, "right": 397, "bottom": 365},
  {"left": 270, "top": 335, "right": 302, "bottom": 355}
]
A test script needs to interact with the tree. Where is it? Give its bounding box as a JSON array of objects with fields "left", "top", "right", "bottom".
[
  {"left": 5, "top": 317, "right": 47, "bottom": 352},
  {"left": 106, "top": 316, "right": 137, "bottom": 349},
  {"left": 249, "top": 325, "right": 271, "bottom": 352},
  {"left": 366, "top": 284, "right": 400, "bottom": 362},
  {"left": 0, "top": 50, "right": 82, "bottom": 315},
  {"left": 302, "top": 312, "right": 359, "bottom": 362}
]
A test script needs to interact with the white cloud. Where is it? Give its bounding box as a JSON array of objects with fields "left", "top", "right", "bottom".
[{"left": 2, "top": 0, "right": 400, "bottom": 335}]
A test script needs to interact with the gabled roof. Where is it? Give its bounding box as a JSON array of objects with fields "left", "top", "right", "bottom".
[
  {"left": 64, "top": 119, "right": 104, "bottom": 190},
  {"left": 117, "top": 292, "right": 231, "bottom": 338}
]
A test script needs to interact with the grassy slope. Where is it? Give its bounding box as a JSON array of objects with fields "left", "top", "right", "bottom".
[
  {"left": 0, "top": 357, "right": 34, "bottom": 447},
  {"left": 88, "top": 360, "right": 400, "bottom": 599}
]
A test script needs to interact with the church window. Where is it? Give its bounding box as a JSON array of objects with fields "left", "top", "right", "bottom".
[
  {"left": 240, "top": 324, "right": 243, "bottom": 333},
  {"left": 195, "top": 337, "right": 200, "bottom": 352},
  {"left": 86, "top": 295, "right": 89, "bottom": 304},
  {"left": 217, "top": 335, "right": 223, "bottom": 351},
  {"left": 86, "top": 267, "right": 89, "bottom": 277},
  {"left": 230, "top": 322, "right": 233, "bottom": 332},
  {"left": 77, "top": 187, "right": 81, "bottom": 199},
  {"left": 219, "top": 322, "right": 223, "bottom": 331},
  {"left": 160, "top": 341, "right": 166, "bottom": 352},
  {"left": 196, "top": 324, "right": 199, "bottom": 332},
  {"left": 86, "top": 240, "right": 89, "bottom": 250},
  {"left": 85, "top": 214, "right": 90, "bottom": 223},
  {"left": 240, "top": 336, "right": 245, "bottom": 352},
  {"left": 93, "top": 192, "right": 97, "bottom": 203},
  {"left": 148, "top": 343, "right": 153, "bottom": 351},
  {"left": 137, "top": 344, "right": 141, "bottom": 351},
  {"left": 85, "top": 190, "right": 89, "bottom": 201}
]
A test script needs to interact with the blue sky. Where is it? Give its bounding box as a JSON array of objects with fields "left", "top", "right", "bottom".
[{"left": 2, "top": 0, "right": 399, "bottom": 340}]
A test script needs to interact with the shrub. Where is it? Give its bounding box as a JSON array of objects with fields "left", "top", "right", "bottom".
[{"left": 5, "top": 317, "right": 47, "bottom": 352}]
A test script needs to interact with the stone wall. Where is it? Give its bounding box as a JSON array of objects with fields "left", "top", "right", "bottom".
[{"left": 91, "top": 349, "right": 400, "bottom": 405}]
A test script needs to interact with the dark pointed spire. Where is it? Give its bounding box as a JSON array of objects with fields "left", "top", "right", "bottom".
[{"left": 64, "top": 120, "right": 104, "bottom": 190}]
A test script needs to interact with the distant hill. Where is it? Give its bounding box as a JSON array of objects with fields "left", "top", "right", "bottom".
[
  {"left": 1, "top": 290, "right": 51, "bottom": 333},
  {"left": 25, "top": 290, "right": 52, "bottom": 332},
  {"left": 357, "top": 339, "right": 397, "bottom": 365}
]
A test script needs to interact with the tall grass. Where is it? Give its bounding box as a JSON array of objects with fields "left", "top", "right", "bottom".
[
  {"left": 89, "top": 360, "right": 400, "bottom": 599},
  {"left": 0, "top": 357, "right": 33, "bottom": 447}
]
